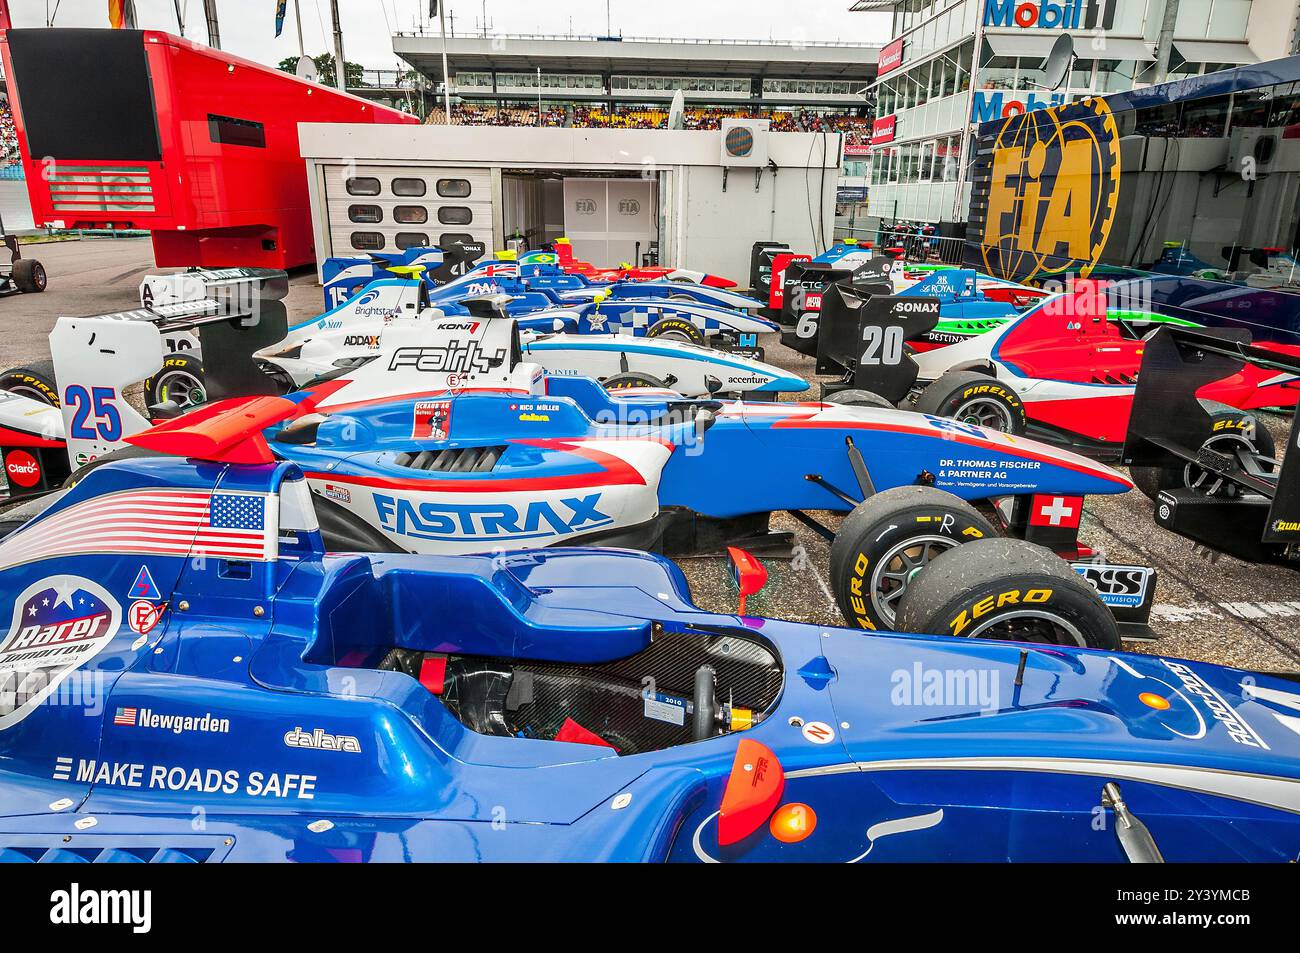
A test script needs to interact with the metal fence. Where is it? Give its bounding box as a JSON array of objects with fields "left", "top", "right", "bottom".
[{"left": 833, "top": 222, "right": 967, "bottom": 265}]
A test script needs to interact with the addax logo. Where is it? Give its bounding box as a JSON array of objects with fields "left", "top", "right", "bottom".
[
  {"left": 374, "top": 492, "right": 612, "bottom": 542},
  {"left": 0, "top": 576, "right": 121, "bottom": 730},
  {"left": 981, "top": 96, "right": 1120, "bottom": 282}
]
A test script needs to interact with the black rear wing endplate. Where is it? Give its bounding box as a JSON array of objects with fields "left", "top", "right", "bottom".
[
  {"left": 816, "top": 281, "right": 941, "bottom": 404},
  {"left": 1123, "top": 326, "right": 1300, "bottom": 544}
]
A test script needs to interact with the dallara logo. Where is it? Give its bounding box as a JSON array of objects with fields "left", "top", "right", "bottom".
[{"left": 981, "top": 97, "right": 1120, "bottom": 282}]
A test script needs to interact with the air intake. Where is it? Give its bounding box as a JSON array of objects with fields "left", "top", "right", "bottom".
[{"left": 395, "top": 445, "right": 506, "bottom": 473}]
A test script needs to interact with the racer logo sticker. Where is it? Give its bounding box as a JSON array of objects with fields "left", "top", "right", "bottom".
[
  {"left": 412, "top": 400, "right": 452, "bottom": 440},
  {"left": 0, "top": 576, "right": 122, "bottom": 730}
]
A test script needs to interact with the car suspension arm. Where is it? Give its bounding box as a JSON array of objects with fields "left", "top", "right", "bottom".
[{"left": 786, "top": 508, "right": 836, "bottom": 541}]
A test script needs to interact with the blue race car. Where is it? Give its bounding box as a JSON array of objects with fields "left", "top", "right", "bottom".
[
  {"left": 321, "top": 261, "right": 779, "bottom": 351},
  {"left": 45, "top": 310, "right": 1152, "bottom": 642},
  {"left": 0, "top": 415, "right": 1295, "bottom": 862}
]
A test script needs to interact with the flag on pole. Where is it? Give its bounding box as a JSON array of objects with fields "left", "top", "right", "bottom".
[
  {"left": 275, "top": 0, "right": 288, "bottom": 36},
  {"left": 429, "top": 1, "right": 438, "bottom": 17},
  {"left": 108, "top": 0, "right": 133, "bottom": 29}
]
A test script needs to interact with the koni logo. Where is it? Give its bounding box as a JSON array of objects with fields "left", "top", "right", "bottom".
[{"left": 983, "top": 0, "right": 1114, "bottom": 29}]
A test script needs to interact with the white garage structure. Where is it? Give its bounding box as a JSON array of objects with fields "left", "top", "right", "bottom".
[{"left": 297, "top": 123, "right": 843, "bottom": 286}]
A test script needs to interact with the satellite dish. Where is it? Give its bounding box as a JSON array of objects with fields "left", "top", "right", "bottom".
[
  {"left": 296, "top": 55, "right": 319, "bottom": 83},
  {"left": 668, "top": 89, "right": 686, "bottom": 130},
  {"left": 1040, "top": 33, "right": 1076, "bottom": 91}
]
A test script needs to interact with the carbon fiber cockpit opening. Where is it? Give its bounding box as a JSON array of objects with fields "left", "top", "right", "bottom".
[{"left": 382, "top": 629, "right": 783, "bottom": 754}]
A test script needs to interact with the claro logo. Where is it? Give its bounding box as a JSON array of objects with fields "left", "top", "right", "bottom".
[
  {"left": 5, "top": 450, "right": 41, "bottom": 488},
  {"left": 981, "top": 97, "right": 1121, "bottom": 282}
]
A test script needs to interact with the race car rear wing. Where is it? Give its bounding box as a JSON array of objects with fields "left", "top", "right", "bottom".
[
  {"left": 777, "top": 256, "right": 894, "bottom": 358},
  {"left": 132, "top": 267, "right": 290, "bottom": 399},
  {"left": 140, "top": 266, "right": 289, "bottom": 311},
  {"left": 816, "top": 281, "right": 941, "bottom": 403},
  {"left": 1123, "top": 325, "right": 1300, "bottom": 547}
]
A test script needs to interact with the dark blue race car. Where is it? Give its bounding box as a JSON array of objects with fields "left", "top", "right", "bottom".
[{"left": 0, "top": 406, "right": 1296, "bottom": 862}]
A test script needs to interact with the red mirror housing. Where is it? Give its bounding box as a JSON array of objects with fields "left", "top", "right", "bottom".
[{"left": 726, "top": 546, "right": 768, "bottom": 615}]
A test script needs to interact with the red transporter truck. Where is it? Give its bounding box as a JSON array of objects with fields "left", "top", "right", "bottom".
[{"left": 1, "top": 28, "right": 417, "bottom": 269}]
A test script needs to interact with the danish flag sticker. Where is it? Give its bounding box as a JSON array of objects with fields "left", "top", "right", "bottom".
[{"left": 1029, "top": 495, "right": 1083, "bottom": 528}]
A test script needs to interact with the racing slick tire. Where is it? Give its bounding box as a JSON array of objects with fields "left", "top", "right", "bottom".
[
  {"left": 830, "top": 485, "right": 997, "bottom": 631},
  {"left": 144, "top": 352, "right": 206, "bottom": 412},
  {"left": 645, "top": 316, "right": 706, "bottom": 346},
  {"left": 896, "top": 537, "right": 1121, "bottom": 649},
  {"left": 12, "top": 258, "right": 47, "bottom": 293},
  {"left": 1129, "top": 402, "right": 1277, "bottom": 501},
  {"left": 0, "top": 360, "right": 59, "bottom": 406},
  {"left": 913, "top": 370, "right": 1027, "bottom": 434},
  {"left": 825, "top": 388, "right": 895, "bottom": 410},
  {"left": 602, "top": 371, "right": 669, "bottom": 391}
]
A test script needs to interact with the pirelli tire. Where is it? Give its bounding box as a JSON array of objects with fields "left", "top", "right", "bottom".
[
  {"left": 0, "top": 361, "right": 59, "bottom": 406},
  {"left": 645, "top": 316, "right": 706, "bottom": 346},
  {"left": 896, "top": 537, "right": 1121, "bottom": 649},
  {"left": 144, "top": 351, "right": 206, "bottom": 411},
  {"left": 602, "top": 371, "right": 669, "bottom": 391},
  {"left": 912, "top": 370, "right": 1027, "bottom": 434},
  {"left": 1130, "top": 402, "right": 1276, "bottom": 501},
  {"left": 830, "top": 485, "right": 998, "bottom": 632},
  {"left": 825, "top": 388, "right": 896, "bottom": 410}
]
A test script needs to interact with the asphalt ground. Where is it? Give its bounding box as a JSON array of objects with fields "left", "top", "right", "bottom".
[{"left": 5, "top": 237, "right": 1300, "bottom": 670}]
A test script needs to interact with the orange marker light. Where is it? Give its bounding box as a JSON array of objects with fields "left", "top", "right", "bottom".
[
  {"left": 770, "top": 802, "right": 817, "bottom": 843},
  {"left": 1139, "top": 692, "right": 1170, "bottom": 711}
]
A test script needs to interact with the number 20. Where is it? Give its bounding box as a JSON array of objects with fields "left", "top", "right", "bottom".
[{"left": 861, "top": 325, "right": 905, "bottom": 365}]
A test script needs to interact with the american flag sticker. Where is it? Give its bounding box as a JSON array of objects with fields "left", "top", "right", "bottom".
[
  {"left": 0, "top": 489, "right": 278, "bottom": 571},
  {"left": 113, "top": 706, "right": 137, "bottom": 726}
]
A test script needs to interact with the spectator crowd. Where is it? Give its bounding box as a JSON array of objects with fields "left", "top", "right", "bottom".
[
  {"left": 427, "top": 103, "right": 873, "bottom": 149},
  {"left": 1, "top": 102, "right": 19, "bottom": 165}
]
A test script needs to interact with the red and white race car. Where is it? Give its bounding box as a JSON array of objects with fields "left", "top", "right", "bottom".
[
  {"left": 833, "top": 280, "right": 1300, "bottom": 463},
  {"left": 525, "top": 239, "right": 737, "bottom": 288}
]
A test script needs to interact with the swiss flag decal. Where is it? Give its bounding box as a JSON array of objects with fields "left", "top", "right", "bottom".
[{"left": 1029, "top": 495, "right": 1083, "bottom": 528}]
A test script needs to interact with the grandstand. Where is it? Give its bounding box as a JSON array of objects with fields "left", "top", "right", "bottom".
[{"left": 384, "top": 33, "right": 879, "bottom": 150}]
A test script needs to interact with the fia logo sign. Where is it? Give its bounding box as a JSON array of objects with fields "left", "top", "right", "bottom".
[{"left": 981, "top": 97, "right": 1121, "bottom": 281}]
